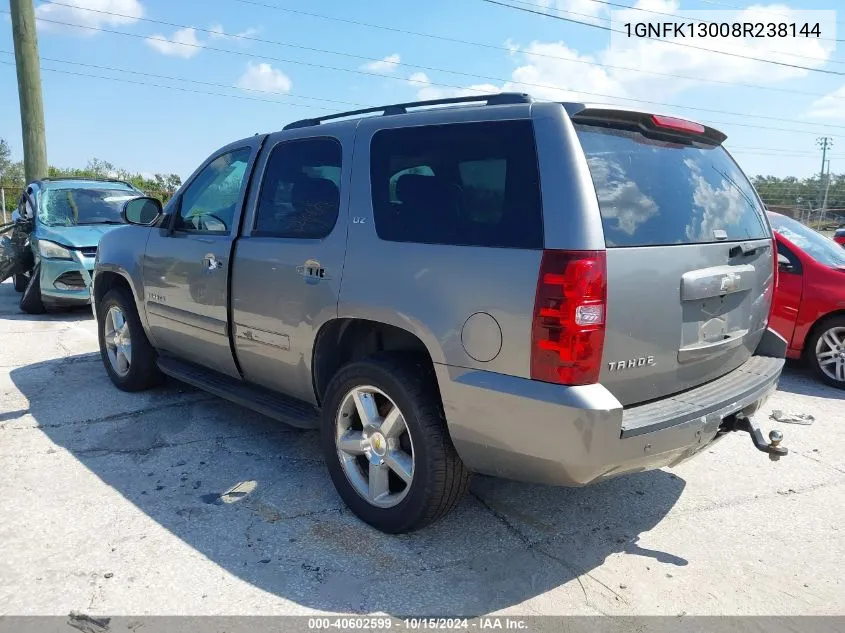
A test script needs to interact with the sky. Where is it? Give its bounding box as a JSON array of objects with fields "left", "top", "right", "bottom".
[{"left": 1, "top": 0, "right": 844, "bottom": 184}]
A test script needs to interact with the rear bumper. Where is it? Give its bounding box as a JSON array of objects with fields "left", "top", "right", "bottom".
[{"left": 436, "top": 331, "right": 785, "bottom": 486}]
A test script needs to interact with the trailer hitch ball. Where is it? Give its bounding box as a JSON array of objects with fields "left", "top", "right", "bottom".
[
  {"left": 768, "top": 430, "right": 784, "bottom": 461},
  {"left": 732, "top": 413, "right": 788, "bottom": 460}
]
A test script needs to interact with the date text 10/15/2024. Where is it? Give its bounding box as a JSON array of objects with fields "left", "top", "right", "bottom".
[{"left": 307, "top": 618, "right": 529, "bottom": 630}]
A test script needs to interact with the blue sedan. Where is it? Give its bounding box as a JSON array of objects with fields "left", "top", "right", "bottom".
[{"left": 13, "top": 178, "right": 144, "bottom": 313}]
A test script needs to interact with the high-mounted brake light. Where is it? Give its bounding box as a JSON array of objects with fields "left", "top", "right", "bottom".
[
  {"left": 531, "top": 250, "right": 607, "bottom": 386},
  {"left": 651, "top": 114, "right": 705, "bottom": 135}
]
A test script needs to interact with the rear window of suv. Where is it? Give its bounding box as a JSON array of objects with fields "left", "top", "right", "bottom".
[
  {"left": 370, "top": 120, "right": 544, "bottom": 249},
  {"left": 575, "top": 123, "right": 769, "bottom": 247}
]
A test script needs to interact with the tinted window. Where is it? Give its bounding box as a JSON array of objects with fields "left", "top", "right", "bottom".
[
  {"left": 769, "top": 213, "right": 845, "bottom": 268},
  {"left": 370, "top": 121, "right": 543, "bottom": 248},
  {"left": 175, "top": 148, "right": 251, "bottom": 233},
  {"left": 254, "top": 138, "right": 342, "bottom": 239},
  {"left": 575, "top": 124, "right": 768, "bottom": 247}
]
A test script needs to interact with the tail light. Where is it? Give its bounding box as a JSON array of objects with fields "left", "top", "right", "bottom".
[{"left": 531, "top": 250, "right": 607, "bottom": 386}]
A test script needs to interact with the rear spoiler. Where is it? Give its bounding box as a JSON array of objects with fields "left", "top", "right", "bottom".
[{"left": 564, "top": 104, "right": 727, "bottom": 146}]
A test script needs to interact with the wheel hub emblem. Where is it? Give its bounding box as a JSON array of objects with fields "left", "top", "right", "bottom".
[{"left": 370, "top": 432, "right": 387, "bottom": 457}]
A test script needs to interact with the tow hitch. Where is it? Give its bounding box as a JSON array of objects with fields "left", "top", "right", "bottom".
[{"left": 729, "top": 413, "right": 788, "bottom": 461}]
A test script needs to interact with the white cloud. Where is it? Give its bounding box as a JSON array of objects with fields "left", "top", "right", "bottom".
[
  {"left": 408, "top": 41, "right": 626, "bottom": 104},
  {"left": 407, "top": 3, "right": 835, "bottom": 111},
  {"left": 209, "top": 23, "right": 259, "bottom": 42},
  {"left": 236, "top": 62, "right": 292, "bottom": 94},
  {"left": 510, "top": 41, "right": 628, "bottom": 102},
  {"left": 36, "top": 0, "right": 144, "bottom": 34},
  {"left": 602, "top": 3, "right": 835, "bottom": 101},
  {"left": 807, "top": 85, "right": 845, "bottom": 121},
  {"left": 586, "top": 156, "right": 659, "bottom": 239},
  {"left": 145, "top": 27, "right": 201, "bottom": 59},
  {"left": 361, "top": 54, "right": 401, "bottom": 74}
]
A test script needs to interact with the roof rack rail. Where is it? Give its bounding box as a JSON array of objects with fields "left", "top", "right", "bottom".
[{"left": 283, "top": 92, "right": 533, "bottom": 130}]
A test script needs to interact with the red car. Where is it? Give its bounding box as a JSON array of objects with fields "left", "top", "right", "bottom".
[
  {"left": 768, "top": 211, "right": 845, "bottom": 388},
  {"left": 834, "top": 227, "right": 845, "bottom": 246}
]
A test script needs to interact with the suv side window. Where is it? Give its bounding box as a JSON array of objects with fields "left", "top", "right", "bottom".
[
  {"left": 370, "top": 120, "right": 544, "bottom": 249},
  {"left": 254, "top": 137, "right": 343, "bottom": 239},
  {"left": 174, "top": 148, "right": 252, "bottom": 233}
]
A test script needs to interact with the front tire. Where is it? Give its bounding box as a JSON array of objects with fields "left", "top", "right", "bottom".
[
  {"left": 19, "top": 264, "right": 44, "bottom": 314},
  {"left": 807, "top": 315, "right": 845, "bottom": 389},
  {"left": 97, "top": 287, "right": 163, "bottom": 391},
  {"left": 13, "top": 273, "right": 28, "bottom": 293},
  {"left": 320, "top": 354, "right": 470, "bottom": 534}
]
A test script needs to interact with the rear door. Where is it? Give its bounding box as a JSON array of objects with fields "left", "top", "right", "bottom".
[
  {"left": 230, "top": 131, "right": 351, "bottom": 404},
  {"left": 573, "top": 115, "right": 774, "bottom": 406}
]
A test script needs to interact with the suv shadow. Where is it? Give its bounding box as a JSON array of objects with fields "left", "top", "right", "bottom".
[{"left": 10, "top": 353, "right": 687, "bottom": 615}]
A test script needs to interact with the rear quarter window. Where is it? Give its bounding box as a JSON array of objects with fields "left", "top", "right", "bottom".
[
  {"left": 575, "top": 124, "right": 769, "bottom": 247},
  {"left": 369, "top": 120, "right": 543, "bottom": 249}
]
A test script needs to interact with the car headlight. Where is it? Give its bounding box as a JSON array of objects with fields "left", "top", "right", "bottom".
[{"left": 39, "top": 240, "right": 74, "bottom": 260}]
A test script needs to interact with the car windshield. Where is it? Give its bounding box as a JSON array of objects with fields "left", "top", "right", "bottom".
[
  {"left": 769, "top": 213, "right": 845, "bottom": 268},
  {"left": 39, "top": 187, "right": 139, "bottom": 227}
]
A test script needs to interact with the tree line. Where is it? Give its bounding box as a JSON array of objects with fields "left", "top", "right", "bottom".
[
  {"left": 752, "top": 174, "right": 845, "bottom": 212},
  {"left": 0, "top": 138, "right": 182, "bottom": 215}
]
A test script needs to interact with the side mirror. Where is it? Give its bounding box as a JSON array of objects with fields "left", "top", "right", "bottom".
[
  {"left": 122, "top": 196, "right": 163, "bottom": 226},
  {"left": 777, "top": 253, "right": 794, "bottom": 273}
]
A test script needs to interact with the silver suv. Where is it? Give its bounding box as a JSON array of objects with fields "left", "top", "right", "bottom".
[{"left": 92, "top": 93, "right": 788, "bottom": 533}]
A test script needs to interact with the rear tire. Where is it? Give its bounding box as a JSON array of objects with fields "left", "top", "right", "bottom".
[
  {"left": 13, "top": 273, "right": 28, "bottom": 293},
  {"left": 19, "top": 264, "right": 45, "bottom": 314},
  {"left": 97, "top": 286, "right": 163, "bottom": 391},
  {"left": 320, "top": 353, "right": 470, "bottom": 533},
  {"left": 806, "top": 315, "right": 845, "bottom": 390}
]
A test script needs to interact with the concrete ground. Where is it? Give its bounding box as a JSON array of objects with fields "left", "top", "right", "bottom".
[{"left": 0, "top": 280, "right": 843, "bottom": 617}]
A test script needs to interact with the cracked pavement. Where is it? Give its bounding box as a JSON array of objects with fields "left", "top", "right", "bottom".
[{"left": 0, "top": 280, "right": 843, "bottom": 616}]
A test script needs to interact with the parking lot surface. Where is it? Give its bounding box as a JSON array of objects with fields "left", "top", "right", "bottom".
[{"left": 0, "top": 280, "right": 843, "bottom": 617}]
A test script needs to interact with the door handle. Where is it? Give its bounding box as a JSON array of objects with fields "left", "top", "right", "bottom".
[{"left": 203, "top": 254, "right": 224, "bottom": 271}]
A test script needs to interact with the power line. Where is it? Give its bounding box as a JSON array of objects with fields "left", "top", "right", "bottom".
[
  {"left": 502, "top": 0, "right": 845, "bottom": 61},
  {"left": 695, "top": 0, "right": 845, "bottom": 28},
  {"left": 5, "top": 48, "right": 844, "bottom": 150},
  {"left": 0, "top": 59, "right": 335, "bottom": 111},
  {"left": 514, "top": 0, "right": 844, "bottom": 44},
  {"left": 0, "top": 50, "right": 365, "bottom": 108},
  {"left": 225, "top": 0, "right": 845, "bottom": 101},
  {"left": 2, "top": 55, "right": 844, "bottom": 143},
  {"left": 480, "top": 0, "right": 845, "bottom": 75},
  {"left": 15, "top": 10, "right": 845, "bottom": 134},
  {"left": 51, "top": 0, "right": 845, "bottom": 86}
]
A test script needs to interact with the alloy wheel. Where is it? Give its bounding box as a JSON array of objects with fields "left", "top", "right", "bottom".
[
  {"left": 815, "top": 326, "right": 845, "bottom": 383},
  {"left": 104, "top": 306, "right": 132, "bottom": 377},
  {"left": 335, "top": 385, "right": 415, "bottom": 508}
]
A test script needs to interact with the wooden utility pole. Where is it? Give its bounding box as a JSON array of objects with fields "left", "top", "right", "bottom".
[{"left": 11, "top": 0, "right": 48, "bottom": 183}]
